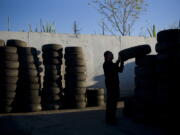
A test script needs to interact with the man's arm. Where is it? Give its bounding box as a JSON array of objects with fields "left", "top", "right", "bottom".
[{"left": 115, "top": 56, "right": 124, "bottom": 73}]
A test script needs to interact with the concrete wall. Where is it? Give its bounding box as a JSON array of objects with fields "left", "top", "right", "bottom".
[{"left": 0, "top": 31, "right": 157, "bottom": 97}]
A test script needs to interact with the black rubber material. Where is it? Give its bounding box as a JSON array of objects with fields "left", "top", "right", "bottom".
[
  {"left": 65, "top": 60, "right": 85, "bottom": 66},
  {"left": 44, "top": 75, "right": 61, "bottom": 81},
  {"left": 65, "top": 81, "right": 86, "bottom": 88},
  {"left": 6, "top": 39, "right": 27, "bottom": 47},
  {"left": 135, "top": 66, "right": 156, "bottom": 78},
  {"left": 0, "top": 92, "right": 16, "bottom": 98},
  {"left": 44, "top": 65, "right": 61, "bottom": 70},
  {"left": 65, "top": 73, "right": 86, "bottom": 81},
  {"left": 0, "top": 76, "right": 18, "bottom": 83},
  {"left": 86, "top": 88, "right": 105, "bottom": 95},
  {"left": 19, "top": 63, "right": 37, "bottom": 69},
  {"left": 64, "top": 88, "right": 86, "bottom": 94},
  {"left": 75, "top": 102, "right": 86, "bottom": 108},
  {"left": 65, "top": 66, "right": 86, "bottom": 73},
  {"left": 43, "top": 59, "right": 62, "bottom": 65},
  {"left": 17, "top": 47, "right": 38, "bottom": 55},
  {"left": 0, "top": 69, "right": 19, "bottom": 77},
  {"left": 0, "top": 39, "right": 5, "bottom": 46},
  {"left": 20, "top": 69, "right": 39, "bottom": 76},
  {"left": 135, "top": 55, "right": 157, "bottom": 66},
  {"left": 19, "top": 83, "right": 40, "bottom": 90},
  {"left": 42, "top": 44, "right": 63, "bottom": 52},
  {"left": 25, "top": 104, "right": 42, "bottom": 112},
  {"left": 43, "top": 52, "right": 63, "bottom": 59},
  {"left": 157, "top": 29, "right": 180, "bottom": 43},
  {"left": 65, "top": 47, "right": 83, "bottom": 53},
  {"left": 0, "top": 61, "right": 19, "bottom": 69},
  {"left": 135, "top": 78, "right": 157, "bottom": 89},
  {"left": 64, "top": 53, "right": 84, "bottom": 60},
  {"left": 0, "top": 46, "right": 17, "bottom": 53},
  {"left": 0, "top": 53, "right": 18, "bottom": 61},
  {"left": 155, "top": 43, "right": 180, "bottom": 53},
  {"left": 43, "top": 87, "right": 60, "bottom": 94},
  {"left": 0, "top": 84, "right": 17, "bottom": 91},
  {"left": 119, "top": 45, "right": 151, "bottom": 61}
]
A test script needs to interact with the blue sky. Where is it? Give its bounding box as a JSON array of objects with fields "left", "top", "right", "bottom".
[{"left": 0, "top": 0, "right": 179, "bottom": 36}]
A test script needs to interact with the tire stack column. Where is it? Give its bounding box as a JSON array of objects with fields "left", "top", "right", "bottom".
[
  {"left": 155, "top": 29, "right": 180, "bottom": 125},
  {"left": 134, "top": 55, "right": 157, "bottom": 123},
  {"left": 42, "top": 44, "right": 63, "bottom": 110},
  {"left": 0, "top": 46, "right": 19, "bottom": 113},
  {"left": 86, "top": 88, "right": 105, "bottom": 107},
  {"left": 64, "top": 47, "right": 87, "bottom": 109},
  {"left": 7, "top": 39, "right": 42, "bottom": 112}
]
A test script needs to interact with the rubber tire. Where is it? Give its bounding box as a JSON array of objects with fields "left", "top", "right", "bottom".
[
  {"left": 65, "top": 81, "right": 86, "bottom": 88},
  {"left": 65, "top": 47, "right": 83, "bottom": 53},
  {"left": 119, "top": 45, "right": 151, "bottom": 61},
  {"left": 18, "top": 47, "right": 38, "bottom": 55},
  {"left": 64, "top": 53, "right": 84, "bottom": 60},
  {"left": 6, "top": 39, "right": 27, "bottom": 47},
  {"left": 0, "top": 69, "right": 19, "bottom": 77},
  {"left": 65, "top": 60, "right": 85, "bottom": 66},
  {"left": 155, "top": 43, "right": 180, "bottom": 53},
  {"left": 42, "top": 44, "right": 63, "bottom": 52},
  {"left": 65, "top": 73, "right": 86, "bottom": 81},
  {"left": 26, "top": 104, "right": 42, "bottom": 112},
  {"left": 0, "top": 76, "right": 18, "bottom": 83},
  {"left": 44, "top": 65, "right": 61, "bottom": 70},
  {"left": 65, "top": 66, "right": 86, "bottom": 73},
  {"left": 157, "top": 29, "right": 180, "bottom": 43},
  {"left": 43, "top": 87, "right": 60, "bottom": 95},
  {"left": 0, "top": 46, "right": 17, "bottom": 53},
  {"left": 0, "top": 53, "right": 18, "bottom": 61},
  {"left": 0, "top": 61, "right": 19, "bottom": 69},
  {"left": 135, "top": 55, "right": 157, "bottom": 66},
  {"left": 0, "top": 84, "right": 17, "bottom": 91}
]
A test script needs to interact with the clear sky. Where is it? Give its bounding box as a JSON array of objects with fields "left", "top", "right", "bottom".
[{"left": 0, "top": 0, "right": 180, "bottom": 36}]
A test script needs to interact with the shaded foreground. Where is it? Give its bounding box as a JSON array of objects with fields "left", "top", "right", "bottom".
[{"left": 0, "top": 104, "right": 165, "bottom": 135}]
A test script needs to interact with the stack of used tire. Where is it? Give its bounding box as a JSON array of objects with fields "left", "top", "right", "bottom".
[
  {"left": 86, "top": 88, "right": 105, "bottom": 107},
  {"left": 119, "top": 45, "right": 156, "bottom": 122},
  {"left": 134, "top": 55, "right": 157, "bottom": 123},
  {"left": 6, "top": 39, "right": 42, "bottom": 112},
  {"left": 0, "top": 46, "right": 19, "bottom": 113},
  {"left": 64, "top": 47, "right": 87, "bottom": 109},
  {"left": 42, "top": 44, "right": 63, "bottom": 110},
  {"left": 155, "top": 29, "right": 180, "bottom": 125}
]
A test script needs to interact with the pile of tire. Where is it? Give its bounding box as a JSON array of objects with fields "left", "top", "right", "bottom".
[
  {"left": 86, "top": 88, "right": 105, "bottom": 107},
  {"left": 119, "top": 45, "right": 157, "bottom": 122},
  {"left": 155, "top": 29, "right": 180, "bottom": 124},
  {"left": 42, "top": 44, "right": 63, "bottom": 110},
  {"left": 134, "top": 55, "right": 157, "bottom": 123},
  {"left": 64, "top": 47, "right": 87, "bottom": 109},
  {"left": 7, "top": 39, "right": 42, "bottom": 112},
  {"left": 0, "top": 46, "right": 19, "bottom": 113}
]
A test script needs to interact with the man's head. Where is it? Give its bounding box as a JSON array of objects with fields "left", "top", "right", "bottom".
[{"left": 104, "top": 51, "right": 114, "bottom": 61}]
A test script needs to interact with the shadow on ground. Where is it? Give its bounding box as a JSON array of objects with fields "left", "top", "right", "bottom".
[{"left": 0, "top": 109, "right": 165, "bottom": 135}]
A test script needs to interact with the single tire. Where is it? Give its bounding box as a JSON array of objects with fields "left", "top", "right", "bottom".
[
  {"left": 135, "top": 66, "right": 156, "bottom": 78},
  {"left": 20, "top": 69, "right": 38, "bottom": 76},
  {"left": 26, "top": 96, "right": 41, "bottom": 104},
  {"left": 0, "top": 69, "right": 19, "bottom": 77},
  {"left": 0, "top": 53, "right": 18, "bottom": 61},
  {"left": 157, "top": 29, "right": 180, "bottom": 43},
  {"left": 20, "top": 83, "right": 40, "bottom": 90},
  {"left": 18, "top": 76, "right": 40, "bottom": 83},
  {"left": 43, "top": 59, "right": 62, "bottom": 65},
  {"left": 45, "top": 69, "right": 61, "bottom": 75},
  {"left": 0, "top": 91, "right": 16, "bottom": 98},
  {"left": 18, "top": 47, "right": 38, "bottom": 55},
  {"left": 43, "top": 52, "right": 63, "bottom": 59},
  {"left": 6, "top": 39, "right": 27, "bottom": 47},
  {"left": 0, "top": 61, "right": 19, "bottom": 69},
  {"left": 0, "top": 76, "right": 18, "bottom": 83},
  {"left": 44, "top": 65, "right": 61, "bottom": 70},
  {"left": 65, "top": 66, "right": 86, "bottom": 73},
  {"left": 0, "top": 46, "right": 17, "bottom": 53},
  {"left": 43, "top": 94, "right": 60, "bottom": 101},
  {"left": 64, "top": 53, "right": 84, "bottom": 60},
  {"left": 42, "top": 44, "right": 63, "bottom": 52},
  {"left": 65, "top": 47, "right": 83, "bottom": 53},
  {"left": 43, "top": 87, "right": 60, "bottom": 95},
  {"left": 19, "top": 63, "right": 37, "bottom": 69},
  {"left": 65, "top": 88, "right": 86, "bottom": 94},
  {"left": 135, "top": 55, "right": 157, "bottom": 66},
  {"left": 44, "top": 75, "right": 61, "bottom": 81},
  {"left": 65, "top": 60, "right": 85, "bottom": 66},
  {"left": 119, "top": 45, "right": 151, "bottom": 61},
  {"left": 0, "top": 39, "right": 5, "bottom": 46},
  {"left": 75, "top": 101, "right": 86, "bottom": 109},
  {"left": 19, "top": 55, "right": 37, "bottom": 63},
  {"left": 155, "top": 43, "right": 180, "bottom": 53},
  {"left": 65, "top": 73, "right": 86, "bottom": 81},
  {"left": 26, "top": 104, "right": 42, "bottom": 112},
  {"left": 0, "top": 84, "right": 17, "bottom": 91},
  {"left": 65, "top": 81, "right": 86, "bottom": 88},
  {"left": 25, "top": 90, "right": 41, "bottom": 96}
]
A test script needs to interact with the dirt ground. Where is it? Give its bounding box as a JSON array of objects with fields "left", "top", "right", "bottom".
[{"left": 0, "top": 103, "right": 166, "bottom": 135}]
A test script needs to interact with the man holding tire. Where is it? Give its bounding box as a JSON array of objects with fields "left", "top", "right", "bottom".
[{"left": 103, "top": 51, "right": 124, "bottom": 125}]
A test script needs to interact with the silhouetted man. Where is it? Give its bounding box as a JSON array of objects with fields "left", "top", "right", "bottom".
[{"left": 103, "top": 51, "right": 124, "bottom": 125}]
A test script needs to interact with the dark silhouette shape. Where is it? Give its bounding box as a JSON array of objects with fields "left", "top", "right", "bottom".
[{"left": 103, "top": 51, "right": 124, "bottom": 125}]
